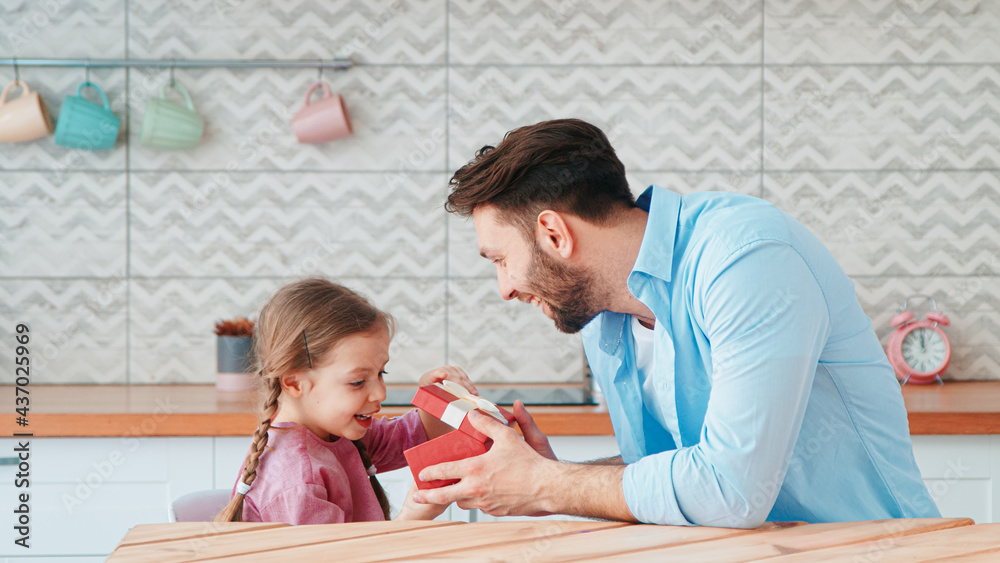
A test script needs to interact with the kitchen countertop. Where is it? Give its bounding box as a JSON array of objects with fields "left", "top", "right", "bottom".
[
  {"left": 1, "top": 381, "right": 999, "bottom": 437},
  {"left": 0, "top": 383, "right": 614, "bottom": 437}
]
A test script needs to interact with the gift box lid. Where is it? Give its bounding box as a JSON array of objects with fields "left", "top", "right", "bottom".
[{"left": 412, "top": 380, "right": 515, "bottom": 442}]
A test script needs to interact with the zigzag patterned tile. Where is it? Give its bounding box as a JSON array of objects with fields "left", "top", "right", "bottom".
[
  {"left": 131, "top": 170, "right": 445, "bottom": 213},
  {"left": 765, "top": 0, "right": 1000, "bottom": 64},
  {"left": 130, "top": 278, "right": 278, "bottom": 383},
  {"left": 627, "top": 170, "right": 762, "bottom": 197},
  {"left": 126, "top": 66, "right": 446, "bottom": 171},
  {"left": 448, "top": 66, "right": 761, "bottom": 172},
  {"left": 447, "top": 171, "right": 761, "bottom": 278},
  {"left": 765, "top": 171, "right": 1000, "bottom": 277},
  {"left": 0, "top": 171, "right": 125, "bottom": 207},
  {"left": 0, "top": 277, "right": 127, "bottom": 383},
  {"left": 447, "top": 279, "right": 585, "bottom": 383},
  {"left": 854, "top": 276, "right": 1000, "bottom": 381},
  {"left": 1, "top": 172, "right": 126, "bottom": 277},
  {"left": 350, "top": 278, "right": 447, "bottom": 382},
  {"left": 0, "top": 0, "right": 125, "bottom": 57},
  {"left": 0, "top": 68, "right": 128, "bottom": 170},
  {"left": 129, "top": 172, "right": 446, "bottom": 277},
  {"left": 447, "top": 214, "right": 492, "bottom": 279},
  {"left": 129, "top": 277, "right": 445, "bottom": 384},
  {"left": 763, "top": 65, "right": 1000, "bottom": 170},
  {"left": 449, "top": 0, "right": 761, "bottom": 65},
  {"left": 129, "top": 0, "right": 444, "bottom": 64}
]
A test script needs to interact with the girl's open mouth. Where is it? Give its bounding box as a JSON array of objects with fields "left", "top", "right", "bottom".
[{"left": 354, "top": 414, "right": 373, "bottom": 428}]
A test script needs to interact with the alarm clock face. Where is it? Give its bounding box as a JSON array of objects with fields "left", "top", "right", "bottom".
[{"left": 900, "top": 327, "right": 948, "bottom": 373}]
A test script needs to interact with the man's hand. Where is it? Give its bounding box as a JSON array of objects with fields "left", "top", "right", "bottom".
[
  {"left": 412, "top": 401, "right": 638, "bottom": 522},
  {"left": 512, "top": 400, "right": 557, "bottom": 460},
  {"left": 412, "top": 407, "right": 555, "bottom": 516}
]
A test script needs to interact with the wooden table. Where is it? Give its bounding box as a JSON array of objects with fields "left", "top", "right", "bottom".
[{"left": 106, "top": 518, "right": 1000, "bottom": 561}]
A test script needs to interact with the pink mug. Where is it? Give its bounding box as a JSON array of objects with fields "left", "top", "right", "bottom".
[
  {"left": 291, "top": 82, "right": 352, "bottom": 144},
  {"left": 0, "top": 80, "right": 54, "bottom": 143}
]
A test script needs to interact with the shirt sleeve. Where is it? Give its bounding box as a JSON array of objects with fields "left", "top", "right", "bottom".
[
  {"left": 362, "top": 408, "right": 428, "bottom": 473},
  {"left": 623, "top": 241, "right": 832, "bottom": 527},
  {"left": 252, "top": 483, "right": 348, "bottom": 525}
]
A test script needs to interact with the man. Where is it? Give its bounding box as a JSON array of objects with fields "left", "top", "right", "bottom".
[{"left": 412, "top": 119, "right": 938, "bottom": 527}]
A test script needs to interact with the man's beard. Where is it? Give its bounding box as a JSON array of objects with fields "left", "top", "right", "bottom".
[{"left": 526, "top": 243, "right": 603, "bottom": 334}]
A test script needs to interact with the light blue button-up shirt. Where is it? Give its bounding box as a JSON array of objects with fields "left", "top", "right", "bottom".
[{"left": 583, "top": 185, "right": 938, "bottom": 527}]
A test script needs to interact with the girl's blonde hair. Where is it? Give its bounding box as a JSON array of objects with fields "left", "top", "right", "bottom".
[{"left": 215, "top": 278, "right": 394, "bottom": 522}]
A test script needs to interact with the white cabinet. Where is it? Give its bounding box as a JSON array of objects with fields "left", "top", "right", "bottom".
[
  {"left": 0, "top": 437, "right": 213, "bottom": 559},
  {"left": 910, "top": 435, "right": 999, "bottom": 524},
  {"left": 214, "top": 436, "right": 250, "bottom": 490}
]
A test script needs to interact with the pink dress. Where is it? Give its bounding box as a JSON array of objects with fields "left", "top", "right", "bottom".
[{"left": 234, "top": 409, "right": 427, "bottom": 524}]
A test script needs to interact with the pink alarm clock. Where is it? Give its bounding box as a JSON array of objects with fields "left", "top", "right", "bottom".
[{"left": 886, "top": 294, "right": 951, "bottom": 385}]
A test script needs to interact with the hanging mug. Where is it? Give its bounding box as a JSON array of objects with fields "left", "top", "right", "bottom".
[
  {"left": 291, "top": 82, "right": 352, "bottom": 144},
  {"left": 54, "top": 81, "right": 120, "bottom": 151},
  {"left": 139, "top": 82, "right": 204, "bottom": 150},
  {"left": 0, "top": 80, "right": 54, "bottom": 143}
]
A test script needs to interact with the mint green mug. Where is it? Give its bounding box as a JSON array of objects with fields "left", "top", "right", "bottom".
[
  {"left": 54, "top": 81, "right": 120, "bottom": 151},
  {"left": 139, "top": 82, "right": 204, "bottom": 150}
]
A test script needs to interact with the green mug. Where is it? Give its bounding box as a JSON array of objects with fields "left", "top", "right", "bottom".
[
  {"left": 53, "top": 81, "right": 120, "bottom": 151},
  {"left": 139, "top": 82, "right": 204, "bottom": 150}
]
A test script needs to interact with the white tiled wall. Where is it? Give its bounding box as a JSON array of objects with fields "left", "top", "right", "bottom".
[{"left": 1, "top": 0, "right": 998, "bottom": 384}]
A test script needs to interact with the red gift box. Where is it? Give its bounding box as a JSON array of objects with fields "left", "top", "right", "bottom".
[{"left": 403, "top": 381, "right": 515, "bottom": 490}]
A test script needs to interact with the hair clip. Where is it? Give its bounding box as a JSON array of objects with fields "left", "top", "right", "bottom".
[{"left": 302, "top": 329, "right": 313, "bottom": 368}]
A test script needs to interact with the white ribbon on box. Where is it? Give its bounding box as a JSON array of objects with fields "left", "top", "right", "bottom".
[{"left": 436, "top": 380, "right": 508, "bottom": 428}]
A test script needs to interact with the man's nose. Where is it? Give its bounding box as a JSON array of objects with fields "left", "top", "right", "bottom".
[{"left": 497, "top": 269, "right": 517, "bottom": 301}]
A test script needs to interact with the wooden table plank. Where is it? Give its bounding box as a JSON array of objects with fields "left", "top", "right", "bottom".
[
  {"left": 922, "top": 549, "right": 1000, "bottom": 562},
  {"left": 762, "top": 523, "right": 1000, "bottom": 562},
  {"left": 115, "top": 522, "right": 288, "bottom": 547},
  {"left": 393, "top": 521, "right": 803, "bottom": 562},
  {"left": 925, "top": 548, "right": 1000, "bottom": 562},
  {"left": 107, "top": 521, "right": 458, "bottom": 563},
  {"left": 195, "top": 521, "right": 626, "bottom": 562},
  {"left": 586, "top": 518, "right": 974, "bottom": 562}
]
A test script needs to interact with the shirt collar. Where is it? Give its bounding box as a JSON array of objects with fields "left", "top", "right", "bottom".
[
  {"left": 595, "top": 185, "right": 681, "bottom": 353},
  {"left": 630, "top": 185, "right": 680, "bottom": 285}
]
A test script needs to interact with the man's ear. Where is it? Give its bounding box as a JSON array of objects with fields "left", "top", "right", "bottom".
[
  {"left": 536, "top": 210, "right": 574, "bottom": 259},
  {"left": 279, "top": 372, "right": 308, "bottom": 398}
]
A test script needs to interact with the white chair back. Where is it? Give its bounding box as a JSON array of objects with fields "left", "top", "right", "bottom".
[{"left": 169, "top": 489, "right": 234, "bottom": 522}]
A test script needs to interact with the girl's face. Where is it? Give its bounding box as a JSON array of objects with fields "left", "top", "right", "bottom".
[{"left": 298, "top": 325, "right": 390, "bottom": 441}]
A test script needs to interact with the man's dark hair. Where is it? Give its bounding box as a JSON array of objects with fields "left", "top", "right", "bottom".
[{"left": 445, "top": 119, "right": 636, "bottom": 236}]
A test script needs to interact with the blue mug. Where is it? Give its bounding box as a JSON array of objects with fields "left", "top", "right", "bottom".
[{"left": 54, "top": 81, "right": 120, "bottom": 151}]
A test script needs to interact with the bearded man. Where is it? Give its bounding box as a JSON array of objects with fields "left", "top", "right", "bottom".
[{"left": 412, "top": 118, "right": 938, "bottom": 527}]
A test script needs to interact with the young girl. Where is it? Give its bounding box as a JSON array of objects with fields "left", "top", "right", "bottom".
[{"left": 216, "top": 277, "right": 474, "bottom": 524}]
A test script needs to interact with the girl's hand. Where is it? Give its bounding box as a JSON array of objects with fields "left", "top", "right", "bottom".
[
  {"left": 417, "top": 366, "right": 478, "bottom": 439},
  {"left": 418, "top": 365, "right": 478, "bottom": 395},
  {"left": 395, "top": 483, "right": 448, "bottom": 521}
]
